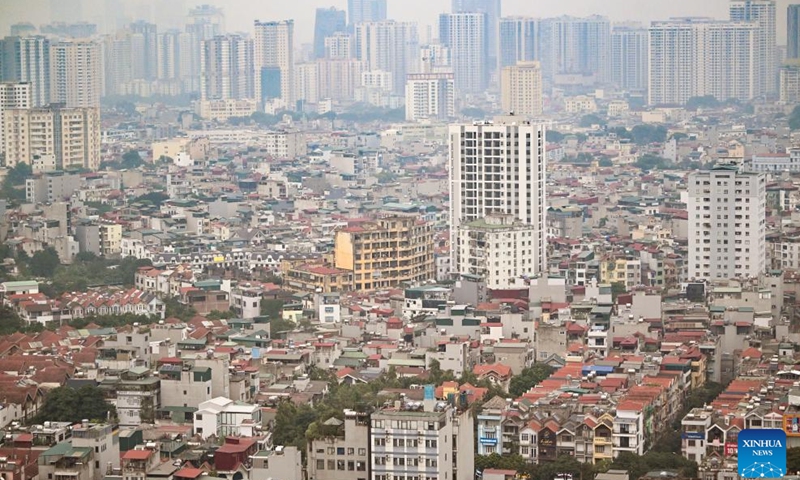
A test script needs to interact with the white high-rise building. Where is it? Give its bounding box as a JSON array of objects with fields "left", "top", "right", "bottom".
[
  {"left": 498, "top": 17, "right": 539, "bottom": 71},
  {"left": 3, "top": 105, "right": 101, "bottom": 170},
  {"left": 687, "top": 165, "right": 766, "bottom": 280},
  {"left": 405, "top": 72, "right": 455, "bottom": 121},
  {"left": 649, "top": 18, "right": 759, "bottom": 105},
  {"left": 730, "top": 0, "right": 776, "bottom": 96},
  {"left": 354, "top": 21, "right": 419, "bottom": 95},
  {"left": 539, "top": 16, "right": 611, "bottom": 84},
  {"left": 347, "top": 0, "right": 387, "bottom": 26},
  {"left": 0, "top": 82, "right": 31, "bottom": 154},
  {"left": 50, "top": 40, "right": 102, "bottom": 108},
  {"left": 439, "top": 13, "right": 486, "bottom": 94},
  {"left": 611, "top": 26, "right": 649, "bottom": 92},
  {"left": 448, "top": 116, "right": 547, "bottom": 274},
  {"left": 200, "top": 34, "right": 255, "bottom": 101},
  {"left": 500, "top": 61, "right": 543, "bottom": 118},
  {"left": 1, "top": 36, "right": 51, "bottom": 107},
  {"left": 456, "top": 214, "right": 542, "bottom": 288},
  {"left": 254, "top": 20, "right": 295, "bottom": 107},
  {"left": 324, "top": 32, "right": 354, "bottom": 60}
]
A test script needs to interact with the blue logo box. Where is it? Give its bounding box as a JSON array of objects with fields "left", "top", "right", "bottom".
[{"left": 738, "top": 429, "right": 787, "bottom": 478}]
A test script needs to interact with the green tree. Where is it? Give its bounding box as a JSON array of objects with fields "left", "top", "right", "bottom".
[
  {"left": 1, "top": 163, "right": 33, "bottom": 204},
  {"left": 29, "top": 247, "right": 61, "bottom": 277},
  {"left": 121, "top": 150, "right": 144, "bottom": 169},
  {"left": 579, "top": 114, "right": 605, "bottom": 128},
  {"left": 634, "top": 154, "right": 672, "bottom": 171},
  {"left": 686, "top": 95, "right": 720, "bottom": 109},
  {"left": 598, "top": 158, "right": 613, "bottom": 167},
  {"left": 260, "top": 299, "right": 285, "bottom": 318},
  {"left": 630, "top": 124, "right": 668, "bottom": 145},
  {"left": 788, "top": 447, "right": 800, "bottom": 475},
  {"left": 790, "top": 106, "right": 800, "bottom": 131},
  {"left": 546, "top": 130, "right": 565, "bottom": 143},
  {"left": 133, "top": 191, "right": 169, "bottom": 206},
  {"left": 508, "top": 364, "right": 555, "bottom": 397},
  {"left": 164, "top": 298, "right": 198, "bottom": 321},
  {"left": 475, "top": 453, "right": 528, "bottom": 474},
  {"left": 34, "top": 385, "right": 115, "bottom": 423},
  {"left": 611, "top": 282, "right": 627, "bottom": 302}
]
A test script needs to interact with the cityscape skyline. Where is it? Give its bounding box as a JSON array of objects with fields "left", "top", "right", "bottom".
[{"left": 4, "top": 0, "right": 800, "bottom": 44}]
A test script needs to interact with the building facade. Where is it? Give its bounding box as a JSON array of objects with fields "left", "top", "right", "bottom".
[
  {"left": 500, "top": 61, "right": 543, "bottom": 117},
  {"left": 354, "top": 21, "right": 419, "bottom": 96},
  {"left": 3, "top": 104, "right": 101, "bottom": 170},
  {"left": 0, "top": 36, "right": 51, "bottom": 107},
  {"left": 610, "top": 26, "right": 648, "bottom": 92},
  {"left": 0, "top": 81, "right": 31, "bottom": 154},
  {"left": 448, "top": 116, "right": 547, "bottom": 272},
  {"left": 405, "top": 73, "right": 455, "bottom": 121},
  {"left": 254, "top": 20, "right": 295, "bottom": 106},
  {"left": 50, "top": 40, "right": 102, "bottom": 108},
  {"left": 498, "top": 17, "right": 539, "bottom": 71},
  {"left": 439, "top": 13, "right": 486, "bottom": 94},
  {"left": 200, "top": 34, "right": 255, "bottom": 101},
  {"left": 334, "top": 216, "right": 435, "bottom": 291},
  {"left": 687, "top": 166, "right": 767, "bottom": 280}
]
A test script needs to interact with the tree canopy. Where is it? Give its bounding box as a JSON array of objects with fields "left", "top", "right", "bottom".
[
  {"left": 790, "top": 106, "right": 800, "bottom": 131},
  {"left": 33, "top": 385, "right": 116, "bottom": 424},
  {"left": 508, "top": 364, "right": 555, "bottom": 397},
  {"left": 29, "top": 247, "right": 61, "bottom": 277},
  {"left": 1, "top": 163, "right": 33, "bottom": 204}
]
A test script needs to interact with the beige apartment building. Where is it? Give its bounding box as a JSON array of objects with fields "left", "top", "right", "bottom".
[
  {"left": 334, "top": 216, "right": 435, "bottom": 290},
  {"left": 500, "top": 61, "right": 543, "bottom": 117},
  {"left": 3, "top": 105, "right": 101, "bottom": 170}
]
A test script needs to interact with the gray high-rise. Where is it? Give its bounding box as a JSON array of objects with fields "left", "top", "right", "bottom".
[
  {"left": 611, "top": 26, "right": 649, "bottom": 92},
  {"left": 0, "top": 36, "right": 51, "bottom": 107},
  {"left": 498, "top": 17, "right": 539, "bottom": 70},
  {"left": 347, "top": 0, "right": 387, "bottom": 26},
  {"left": 452, "top": 0, "right": 501, "bottom": 81},
  {"left": 439, "top": 13, "right": 487, "bottom": 94},
  {"left": 730, "top": 0, "right": 776, "bottom": 95},
  {"left": 314, "top": 8, "right": 347, "bottom": 59},
  {"left": 789, "top": 4, "right": 800, "bottom": 59}
]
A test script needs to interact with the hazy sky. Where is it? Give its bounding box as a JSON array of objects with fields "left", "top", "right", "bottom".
[{"left": 0, "top": 0, "right": 795, "bottom": 43}]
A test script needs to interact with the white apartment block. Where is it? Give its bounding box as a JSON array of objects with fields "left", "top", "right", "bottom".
[
  {"left": 3, "top": 105, "right": 101, "bottom": 170},
  {"left": 264, "top": 131, "right": 307, "bottom": 159},
  {"left": 449, "top": 117, "right": 547, "bottom": 275},
  {"left": 370, "top": 403, "right": 474, "bottom": 480},
  {"left": 748, "top": 150, "right": 800, "bottom": 172},
  {"left": 649, "top": 18, "right": 760, "bottom": 105},
  {"left": 688, "top": 166, "right": 766, "bottom": 281},
  {"left": 500, "top": 61, "right": 543, "bottom": 118},
  {"left": 439, "top": 13, "right": 486, "bottom": 94},
  {"left": 354, "top": 21, "right": 419, "bottom": 95},
  {"left": 455, "top": 214, "right": 542, "bottom": 289},
  {"left": 0, "top": 82, "right": 31, "bottom": 154},
  {"left": 778, "top": 236, "right": 800, "bottom": 270},
  {"left": 325, "top": 32, "right": 354, "bottom": 60},
  {"left": 197, "top": 98, "right": 257, "bottom": 121},
  {"left": 50, "top": 40, "right": 102, "bottom": 108},
  {"left": 405, "top": 73, "right": 455, "bottom": 121},
  {"left": 730, "top": 0, "right": 776, "bottom": 96},
  {"left": 254, "top": 20, "right": 295, "bottom": 106},
  {"left": 611, "top": 26, "right": 649, "bottom": 92},
  {"left": 194, "top": 396, "right": 262, "bottom": 439}
]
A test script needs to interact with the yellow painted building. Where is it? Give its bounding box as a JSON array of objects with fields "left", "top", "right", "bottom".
[
  {"left": 592, "top": 414, "right": 614, "bottom": 463},
  {"left": 334, "top": 216, "right": 435, "bottom": 290},
  {"left": 284, "top": 264, "right": 353, "bottom": 294}
]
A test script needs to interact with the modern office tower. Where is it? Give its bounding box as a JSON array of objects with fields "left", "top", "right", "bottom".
[
  {"left": 334, "top": 216, "right": 434, "bottom": 291},
  {"left": 200, "top": 35, "right": 255, "bottom": 101},
  {"left": 347, "top": 0, "right": 387, "bottom": 26},
  {"left": 730, "top": 0, "right": 776, "bottom": 95},
  {"left": 254, "top": 20, "right": 295, "bottom": 106},
  {"left": 50, "top": 40, "right": 102, "bottom": 108},
  {"left": 3, "top": 105, "right": 101, "bottom": 170},
  {"left": 439, "top": 13, "right": 487, "bottom": 94},
  {"left": 539, "top": 15, "right": 611, "bottom": 84},
  {"left": 317, "top": 59, "right": 366, "bottom": 102},
  {"left": 324, "top": 33, "right": 354, "bottom": 60},
  {"left": 405, "top": 72, "right": 455, "bottom": 121},
  {"left": 500, "top": 61, "right": 543, "bottom": 117},
  {"left": 129, "top": 21, "right": 158, "bottom": 81},
  {"left": 1, "top": 36, "right": 51, "bottom": 107},
  {"left": 354, "top": 21, "right": 419, "bottom": 95},
  {"left": 648, "top": 18, "right": 759, "bottom": 105},
  {"left": 0, "top": 82, "right": 31, "bottom": 154},
  {"left": 452, "top": 0, "right": 500, "bottom": 80},
  {"left": 611, "top": 25, "right": 649, "bottom": 92},
  {"left": 687, "top": 165, "right": 766, "bottom": 280},
  {"left": 448, "top": 116, "right": 547, "bottom": 272},
  {"left": 498, "top": 17, "right": 539, "bottom": 71},
  {"left": 100, "top": 31, "right": 133, "bottom": 96},
  {"left": 314, "top": 8, "right": 347, "bottom": 59},
  {"left": 790, "top": 5, "right": 800, "bottom": 59}
]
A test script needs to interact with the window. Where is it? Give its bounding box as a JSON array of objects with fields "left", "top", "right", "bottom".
[
  {"left": 358, "top": 448, "right": 367, "bottom": 456},
  {"left": 374, "top": 438, "right": 386, "bottom": 447},
  {"left": 348, "top": 448, "right": 355, "bottom": 455},
  {"left": 317, "top": 460, "right": 325, "bottom": 470}
]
